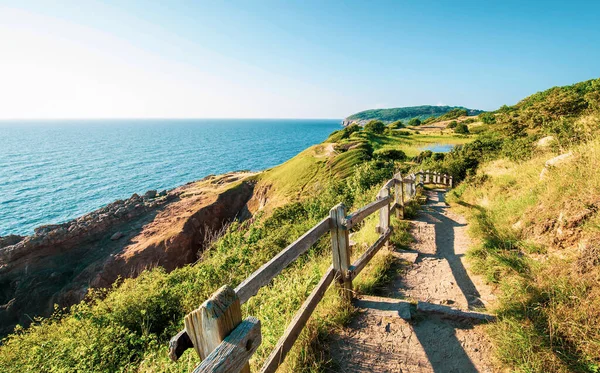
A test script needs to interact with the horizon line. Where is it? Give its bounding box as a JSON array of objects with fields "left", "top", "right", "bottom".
[{"left": 0, "top": 117, "right": 343, "bottom": 121}]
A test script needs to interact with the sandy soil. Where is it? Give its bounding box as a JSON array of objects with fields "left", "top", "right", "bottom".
[{"left": 329, "top": 190, "right": 497, "bottom": 373}]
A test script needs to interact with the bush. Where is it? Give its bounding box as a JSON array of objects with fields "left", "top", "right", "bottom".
[
  {"left": 364, "top": 120, "right": 385, "bottom": 134},
  {"left": 414, "top": 150, "right": 433, "bottom": 163},
  {"left": 432, "top": 153, "right": 445, "bottom": 161},
  {"left": 388, "top": 120, "right": 404, "bottom": 129},
  {"left": 480, "top": 112, "right": 496, "bottom": 124},
  {"left": 447, "top": 121, "right": 458, "bottom": 129},
  {"left": 454, "top": 123, "right": 470, "bottom": 134},
  {"left": 397, "top": 130, "right": 411, "bottom": 136},
  {"left": 407, "top": 118, "right": 422, "bottom": 126},
  {"left": 501, "top": 136, "right": 535, "bottom": 162},
  {"left": 373, "top": 149, "right": 407, "bottom": 161}
]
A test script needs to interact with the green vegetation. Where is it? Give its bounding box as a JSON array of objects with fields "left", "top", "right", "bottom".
[
  {"left": 422, "top": 108, "right": 471, "bottom": 125},
  {"left": 363, "top": 119, "right": 385, "bottom": 134},
  {"left": 454, "top": 123, "right": 470, "bottom": 134},
  {"left": 479, "top": 112, "right": 496, "bottom": 124},
  {"left": 388, "top": 120, "right": 405, "bottom": 129},
  {"left": 407, "top": 117, "right": 422, "bottom": 126},
  {"left": 345, "top": 105, "right": 483, "bottom": 123},
  {"left": 427, "top": 77, "right": 600, "bottom": 373},
  {"left": 447, "top": 120, "right": 458, "bottom": 129}
]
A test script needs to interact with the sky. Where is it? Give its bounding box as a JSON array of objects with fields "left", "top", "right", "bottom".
[{"left": 1, "top": 0, "right": 599, "bottom": 119}]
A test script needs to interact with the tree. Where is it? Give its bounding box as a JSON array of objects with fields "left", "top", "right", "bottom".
[
  {"left": 447, "top": 120, "right": 458, "bottom": 129},
  {"left": 364, "top": 120, "right": 385, "bottom": 134},
  {"left": 407, "top": 118, "right": 422, "bottom": 126},
  {"left": 454, "top": 123, "right": 470, "bottom": 134}
]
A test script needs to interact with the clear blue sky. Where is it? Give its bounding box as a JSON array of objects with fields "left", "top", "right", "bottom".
[{"left": 1, "top": 0, "right": 599, "bottom": 119}]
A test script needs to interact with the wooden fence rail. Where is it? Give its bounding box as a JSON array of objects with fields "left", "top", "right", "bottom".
[{"left": 169, "top": 170, "right": 453, "bottom": 372}]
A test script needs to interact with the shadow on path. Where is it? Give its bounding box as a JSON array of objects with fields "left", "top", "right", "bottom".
[
  {"left": 413, "top": 316, "right": 480, "bottom": 373},
  {"left": 415, "top": 190, "right": 485, "bottom": 309}
]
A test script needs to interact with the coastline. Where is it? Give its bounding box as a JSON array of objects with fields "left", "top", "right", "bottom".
[{"left": 0, "top": 169, "right": 261, "bottom": 337}]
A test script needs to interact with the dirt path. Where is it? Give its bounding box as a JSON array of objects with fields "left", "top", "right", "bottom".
[{"left": 329, "top": 190, "right": 496, "bottom": 373}]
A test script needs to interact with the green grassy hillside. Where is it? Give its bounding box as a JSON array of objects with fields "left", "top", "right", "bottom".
[
  {"left": 345, "top": 105, "right": 484, "bottom": 123},
  {"left": 420, "top": 77, "right": 600, "bottom": 372}
]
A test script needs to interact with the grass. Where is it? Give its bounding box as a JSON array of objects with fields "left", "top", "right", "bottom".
[{"left": 448, "top": 139, "right": 600, "bottom": 373}]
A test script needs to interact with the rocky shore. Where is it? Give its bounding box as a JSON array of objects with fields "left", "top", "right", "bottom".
[{"left": 0, "top": 172, "right": 257, "bottom": 337}]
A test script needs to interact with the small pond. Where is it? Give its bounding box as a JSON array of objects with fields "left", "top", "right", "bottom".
[{"left": 420, "top": 143, "right": 455, "bottom": 153}]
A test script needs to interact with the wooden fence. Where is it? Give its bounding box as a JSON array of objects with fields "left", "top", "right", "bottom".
[{"left": 169, "top": 170, "right": 452, "bottom": 373}]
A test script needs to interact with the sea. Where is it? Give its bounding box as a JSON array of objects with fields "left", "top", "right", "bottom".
[{"left": 0, "top": 119, "right": 341, "bottom": 236}]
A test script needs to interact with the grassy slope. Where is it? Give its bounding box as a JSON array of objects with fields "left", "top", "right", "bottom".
[
  {"left": 441, "top": 78, "right": 600, "bottom": 372},
  {"left": 0, "top": 124, "right": 464, "bottom": 372}
]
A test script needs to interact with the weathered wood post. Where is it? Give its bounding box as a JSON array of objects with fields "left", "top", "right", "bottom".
[
  {"left": 443, "top": 174, "right": 447, "bottom": 185},
  {"left": 449, "top": 175, "right": 453, "bottom": 188},
  {"left": 425, "top": 170, "right": 430, "bottom": 184},
  {"left": 330, "top": 204, "right": 352, "bottom": 301},
  {"left": 184, "top": 285, "right": 251, "bottom": 373},
  {"left": 377, "top": 186, "right": 390, "bottom": 234},
  {"left": 394, "top": 172, "right": 404, "bottom": 219},
  {"left": 419, "top": 169, "right": 424, "bottom": 185}
]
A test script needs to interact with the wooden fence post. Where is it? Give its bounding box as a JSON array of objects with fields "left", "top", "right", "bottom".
[
  {"left": 394, "top": 173, "right": 404, "bottom": 219},
  {"left": 377, "top": 186, "right": 390, "bottom": 234},
  {"left": 419, "top": 169, "right": 424, "bottom": 185},
  {"left": 443, "top": 174, "right": 447, "bottom": 185},
  {"left": 425, "top": 170, "right": 430, "bottom": 184},
  {"left": 184, "top": 285, "right": 251, "bottom": 373},
  {"left": 330, "top": 204, "right": 352, "bottom": 301},
  {"left": 449, "top": 176, "right": 453, "bottom": 188}
]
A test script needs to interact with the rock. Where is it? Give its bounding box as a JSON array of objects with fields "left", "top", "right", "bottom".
[
  {"left": 540, "top": 152, "right": 573, "bottom": 180},
  {"left": 143, "top": 190, "right": 157, "bottom": 200},
  {"left": 512, "top": 220, "right": 523, "bottom": 231},
  {"left": 536, "top": 136, "right": 555, "bottom": 148},
  {"left": 0, "top": 235, "right": 24, "bottom": 249},
  {"left": 545, "top": 151, "right": 573, "bottom": 167},
  {"left": 110, "top": 232, "right": 124, "bottom": 240},
  {"left": 158, "top": 190, "right": 167, "bottom": 197}
]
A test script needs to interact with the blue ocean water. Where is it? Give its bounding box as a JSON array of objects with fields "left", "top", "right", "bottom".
[{"left": 0, "top": 119, "right": 341, "bottom": 236}]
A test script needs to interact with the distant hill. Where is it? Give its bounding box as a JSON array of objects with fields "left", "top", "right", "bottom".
[{"left": 344, "top": 105, "right": 484, "bottom": 126}]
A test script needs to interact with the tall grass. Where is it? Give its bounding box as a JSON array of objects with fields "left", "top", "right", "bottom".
[{"left": 449, "top": 139, "right": 600, "bottom": 373}]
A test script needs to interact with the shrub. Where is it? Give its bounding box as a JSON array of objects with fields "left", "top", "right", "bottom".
[
  {"left": 454, "top": 123, "right": 470, "bottom": 134},
  {"left": 407, "top": 118, "right": 422, "bottom": 126},
  {"left": 447, "top": 120, "right": 458, "bottom": 129},
  {"left": 480, "top": 112, "right": 496, "bottom": 124},
  {"left": 432, "top": 153, "right": 445, "bottom": 161},
  {"left": 414, "top": 150, "right": 433, "bottom": 163},
  {"left": 364, "top": 120, "right": 385, "bottom": 134},
  {"left": 373, "top": 149, "right": 407, "bottom": 161},
  {"left": 397, "top": 130, "right": 411, "bottom": 136},
  {"left": 388, "top": 120, "right": 404, "bottom": 129}
]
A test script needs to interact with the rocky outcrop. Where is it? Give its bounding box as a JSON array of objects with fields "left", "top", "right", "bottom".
[
  {"left": 0, "top": 235, "right": 23, "bottom": 249},
  {"left": 539, "top": 151, "right": 574, "bottom": 180},
  {"left": 0, "top": 191, "right": 174, "bottom": 266},
  {"left": 0, "top": 173, "right": 256, "bottom": 337}
]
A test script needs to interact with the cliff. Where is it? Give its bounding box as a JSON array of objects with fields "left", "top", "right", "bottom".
[{"left": 0, "top": 172, "right": 256, "bottom": 337}]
